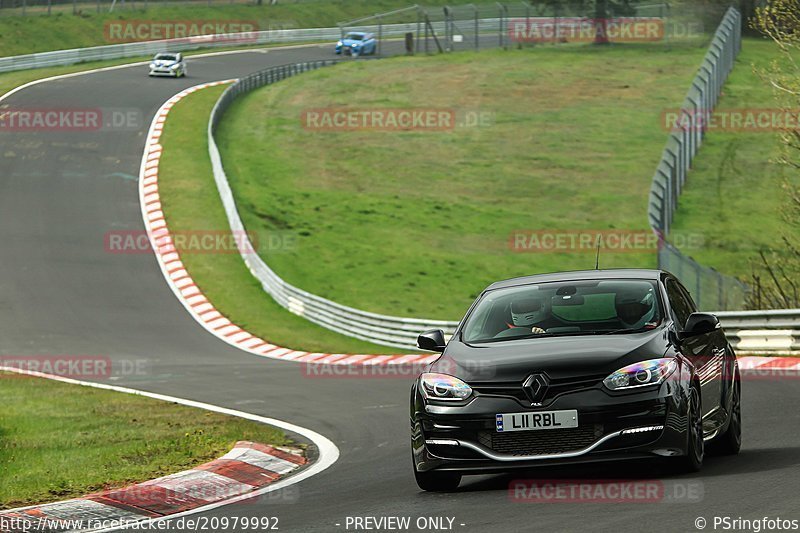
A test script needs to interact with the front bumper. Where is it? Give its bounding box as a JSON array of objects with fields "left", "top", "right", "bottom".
[
  {"left": 149, "top": 67, "right": 180, "bottom": 77},
  {"left": 412, "top": 382, "right": 688, "bottom": 474},
  {"left": 336, "top": 45, "right": 361, "bottom": 55}
]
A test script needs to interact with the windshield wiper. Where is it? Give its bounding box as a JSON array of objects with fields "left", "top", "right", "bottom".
[
  {"left": 600, "top": 327, "right": 649, "bottom": 335},
  {"left": 470, "top": 331, "right": 592, "bottom": 344}
]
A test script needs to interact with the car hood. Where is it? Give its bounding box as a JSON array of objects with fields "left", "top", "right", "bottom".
[
  {"left": 430, "top": 328, "right": 670, "bottom": 383},
  {"left": 152, "top": 59, "right": 178, "bottom": 67},
  {"left": 341, "top": 39, "right": 364, "bottom": 45}
]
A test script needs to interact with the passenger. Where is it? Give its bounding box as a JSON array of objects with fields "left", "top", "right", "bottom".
[{"left": 615, "top": 286, "right": 658, "bottom": 330}]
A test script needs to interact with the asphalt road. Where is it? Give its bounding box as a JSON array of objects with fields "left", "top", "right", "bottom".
[{"left": 0, "top": 42, "right": 798, "bottom": 533}]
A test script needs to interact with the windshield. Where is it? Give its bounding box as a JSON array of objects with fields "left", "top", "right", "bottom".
[
  {"left": 345, "top": 33, "right": 365, "bottom": 41},
  {"left": 154, "top": 54, "right": 177, "bottom": 61},
  {"left": 462, "top": 279, "right": 663, "bottom": 344}
]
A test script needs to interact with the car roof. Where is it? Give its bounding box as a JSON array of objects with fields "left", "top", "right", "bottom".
[
  {"left": 346, "top": 31, "right": 368, "bottom": 36},
  {"left": 485, "top": 269, "right": 665, "bottom": 291}
]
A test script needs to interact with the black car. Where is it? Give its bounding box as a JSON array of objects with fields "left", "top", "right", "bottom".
[{"left": 411, "top": 269, "right": 741, "bottom": 491}]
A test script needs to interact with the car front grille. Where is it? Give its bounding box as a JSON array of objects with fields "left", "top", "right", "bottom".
[
  {"left": 477, "top": 424, "right": 603, "bottom": 456},
  {"left": 471, "top": 374, "right": 605, "bottom": 405}
]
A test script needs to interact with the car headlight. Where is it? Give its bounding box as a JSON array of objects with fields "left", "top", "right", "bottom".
[
  {"left": 420, "top": 373, "right": 472, "bottom": 401},
  {"left": 170, "top": 64, "right": 180, "bottom": 69},
  {"left": 150, "top": 63, "right": 156, "bottom": 68},
  {"left": 337, "top": 40, "right": 342, "bottom": 46},
  {"left": 603, "top": 358, "right": 677, "bottom": 391}
]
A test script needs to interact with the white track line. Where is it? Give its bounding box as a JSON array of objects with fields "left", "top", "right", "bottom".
[
  {"left": 0, "top": 365, "right": 340, "bottom": 532},
  {"left": 0, "top": 42, "right": 327, "bottom": 104}
]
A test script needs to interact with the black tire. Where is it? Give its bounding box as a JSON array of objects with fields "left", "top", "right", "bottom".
[
  {"left": 675, "top": 385, "right": 704, "bottom": 473},
  {"left": 709, "top": 370, "right": 742, "bottom": 455},
  {"left": 412, "top": 451, "right": 461, "bottom": 491},
  {"left": 414, "top": 468, "right": 462, "bottom": 492}
]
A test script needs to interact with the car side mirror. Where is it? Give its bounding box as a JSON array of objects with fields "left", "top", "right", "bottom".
[
  {"left": 682, "top": 313, "right": 720, "bottom": 337},
  {"left": 417, "top": 329, "right": 446, "bottom": 353}
]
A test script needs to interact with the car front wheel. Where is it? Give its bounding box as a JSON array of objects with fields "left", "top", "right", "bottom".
[
  {"left": 675, "top": 385, "right": 704, "bottom": 472},
  {"left": 414, "top": 468, "right": 461, "bottom": 492},
  {"left": 709, "top": 370, "right": 741, "bottom": 455},
  {"left": 412, "top": 451, "right": 461, "bottom": 492}
]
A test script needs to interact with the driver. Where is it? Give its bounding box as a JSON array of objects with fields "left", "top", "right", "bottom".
[
  {"left": 509, "top": 297, "right": 548, "bottom": 334},
  {"left": 615, "top": 285, "right": 658, "bottom": 330}
]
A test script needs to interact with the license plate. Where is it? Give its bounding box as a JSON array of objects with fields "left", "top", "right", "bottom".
[{"left": 496, "top": 409, "right": 578, "bottom": 433}]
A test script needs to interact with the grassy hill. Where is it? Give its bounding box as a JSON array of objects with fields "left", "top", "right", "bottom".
[{"left": 216, "top": 42, "right": 718, "bottom": 320}]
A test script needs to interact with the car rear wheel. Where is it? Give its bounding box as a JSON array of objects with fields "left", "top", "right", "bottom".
[
  {"left": 709, "top": 370, "right": 741, "bottom": 455},
  {"left": 675, "top": 385, "right": 704, "bottom": 472}
]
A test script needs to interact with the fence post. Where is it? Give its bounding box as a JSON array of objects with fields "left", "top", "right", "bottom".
[
  {"left": 474, "top": 5, "right": 479, "bottom": 51},
  {"left": 416, "top": 9, "right": 422, "bottom": 54},
  {"left": 443, "top": 6, "right": 451, "bottom": 51},
  {"left": 378, "top": 15, "right": 383, "bottom": 55}
]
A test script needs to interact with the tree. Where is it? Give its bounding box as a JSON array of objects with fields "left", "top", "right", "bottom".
[
  {"left": 552, "top": 0, "right": 646, "bottom": 44},
  {"left": 748, "top": 1, "right": 800, "bottom": 308}
]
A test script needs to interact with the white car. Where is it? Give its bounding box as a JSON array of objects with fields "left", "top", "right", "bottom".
[{"left": 149, "top": 52, "right": 187, "bottom": 78}]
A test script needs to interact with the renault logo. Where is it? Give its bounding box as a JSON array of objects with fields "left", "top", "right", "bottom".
[{"left": 523, "top": 373, "right": 549, "bottom": 405}]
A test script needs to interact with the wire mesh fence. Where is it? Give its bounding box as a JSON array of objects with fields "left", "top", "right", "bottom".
[
  {"left": 647, "top": 6, "right": 750, "bottom": 311},
  {"left": 659, "top": 242, "right": 749, "bottom": 311},
  {"left": 337, "top": 2, "right": 731, "bottom": 55}
]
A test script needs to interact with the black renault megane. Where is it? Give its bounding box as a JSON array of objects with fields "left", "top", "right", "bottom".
[{"left": 411, "top": 269, "right": 741, "bottom": 491}]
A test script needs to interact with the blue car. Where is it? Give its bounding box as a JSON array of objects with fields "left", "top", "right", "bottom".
[{"left": 335, "top": 32, "right": 377, "bottom": 56}]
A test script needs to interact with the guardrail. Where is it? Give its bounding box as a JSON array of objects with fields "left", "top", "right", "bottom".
[
  {"left": 717, "top": 309, "right": 800, "bottom": 330},
  {"left": 207, "top": 60, "right": 460, "bottom": 350},
  {"left": 0, "top": 19, "right": 498, "bottom": 73},
  {"left": 718, "top": 310, "right": 800, "bottom": 354},
  {"left": 647, "top": 6, "right": 748, "bottom": 311},
  {"left": 0, "top": 27, "right": 354, "bottom": 73}
]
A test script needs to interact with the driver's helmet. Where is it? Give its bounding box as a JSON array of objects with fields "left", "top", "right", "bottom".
[
  {"left": 615, "top": 285, "right": 656, "bottom": 329},
  {"left": 510, "top": 297, "right": 546, "bottom": 328}
]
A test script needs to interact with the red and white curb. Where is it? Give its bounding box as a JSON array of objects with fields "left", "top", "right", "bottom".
[
  {"left": 139, "top": 81, "right": 437, "bottom": 368},
  {"left": 737, "top": 355, "right": 800, "bottom": 371},
  {"left": 0, "top": 441, "right": 303, "bottom": 532},
  {"left": 0, "top": 367, "right": 339, "bottom": 533}
]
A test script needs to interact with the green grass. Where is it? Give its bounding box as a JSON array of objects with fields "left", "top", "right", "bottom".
[
  {"left": 669, "top": 38, "right": 796, "bottom": 280},
  {"left": 0, "top": 0, "right": 480, "bottom": 58},
  {"left": 0, "top": 372, "right": 291, "bottom": 509},
  {"left": 216, "top": 42, "right": 716, "bottom": 320},
  {"left": 156, "top": 84, "right": 396, "bottom": 354}
]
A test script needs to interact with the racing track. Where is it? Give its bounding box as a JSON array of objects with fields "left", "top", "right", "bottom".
[{"left": 1, "top": 42, "right": 799, "bottom": 533}]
